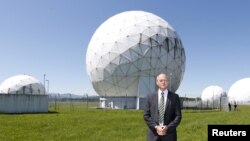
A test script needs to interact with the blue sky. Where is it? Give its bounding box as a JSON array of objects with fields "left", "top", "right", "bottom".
[{"left": 0, "top": 0, "right": 250, "bottom": 97}]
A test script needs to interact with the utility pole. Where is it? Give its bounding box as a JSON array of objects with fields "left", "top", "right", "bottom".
[
  {"left": 46, "top": 80, "right": 49, "bottom": 94},
  {"left": 43, "top": 74, "right": 46, "bottom": 94}
]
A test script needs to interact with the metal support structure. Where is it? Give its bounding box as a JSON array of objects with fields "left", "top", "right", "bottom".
[
  {"left": 169, "top": 72, "right": 172, "bottom": 91},
  {"left": 46, "top": 80, "right": 49, "bottom": 94},
  {"left": 43, "top": 74, "right": 46, "bottom": 94}
]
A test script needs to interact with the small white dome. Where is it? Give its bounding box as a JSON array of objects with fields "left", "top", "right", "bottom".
[
  {"left": 0, "top": 74, "right": 45, "bottom": 95},
  {"left": 201, "top": 85, "right": 226, "bottom": 101},
  {"left": 228, "top": 77, "right": 250, "bottom": 103}
]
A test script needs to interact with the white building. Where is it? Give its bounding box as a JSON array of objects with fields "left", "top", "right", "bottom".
[
  {"left": 0, "top": 74, "right": 48, "bottom": 113},
  {"left": 201, "top": 85, "right": 227, "bottom": 109},
  {"left": 86, "top": 11, "right": 185, "bottom": 109},
  {"left": 228, "top": 77, "right": 250, "bottom": 104}
]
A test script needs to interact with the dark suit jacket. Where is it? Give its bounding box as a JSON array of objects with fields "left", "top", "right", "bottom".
[{"left": 143, "top": 91, "right": 182, "bottom": 141}]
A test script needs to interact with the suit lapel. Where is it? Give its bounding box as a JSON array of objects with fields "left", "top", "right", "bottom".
[
  {"left": 165, "top": 91, "right": 172, "bottom": 113},
  {"left": 154, "top": 92, "right": 159, "bottom": 122}
]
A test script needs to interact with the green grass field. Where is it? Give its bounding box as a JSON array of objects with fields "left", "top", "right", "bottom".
[{"left": 0, "top": 102, "right": 249, "bottom": 141}]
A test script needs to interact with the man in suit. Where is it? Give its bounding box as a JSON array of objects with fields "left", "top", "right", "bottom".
[{"left": 143, "top": 72, "right": 182, "bottom": 141}]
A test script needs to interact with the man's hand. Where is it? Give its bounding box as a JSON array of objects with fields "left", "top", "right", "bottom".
[{"left": 156, "top": 125, "right": 168, "bottom": 136}]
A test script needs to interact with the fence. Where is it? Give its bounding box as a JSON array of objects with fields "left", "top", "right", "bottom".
[
  {"left": 181, "top": 96, "right": 229, "bottom": 111},
  {"left": 48, "top": 94, "right": 99, "bottom": 111}
]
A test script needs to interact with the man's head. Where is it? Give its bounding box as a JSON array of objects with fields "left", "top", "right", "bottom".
[{"left": 156, "top": 73, "right": 169, "bottom": 91}]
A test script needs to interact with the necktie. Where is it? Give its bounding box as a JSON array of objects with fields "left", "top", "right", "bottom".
[{"left": 159, "top": 92, "right": 165, "bottom": 125}]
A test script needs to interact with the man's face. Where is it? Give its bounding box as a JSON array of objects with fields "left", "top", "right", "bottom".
[{"left": 156, "top": 74, "right": 169, "bottom": 91}]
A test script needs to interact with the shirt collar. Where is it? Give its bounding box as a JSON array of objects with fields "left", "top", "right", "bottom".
[{"left": 158, "top": 89, "right": 168, "bottom": 97}]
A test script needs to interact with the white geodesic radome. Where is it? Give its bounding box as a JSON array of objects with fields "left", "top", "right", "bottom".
[
  {"left": 228, "top": 78, "right": 250, "bottom": 103},
  {"left": 201, "top": 85, "right": 226, "bottom": 101},
  {"left": 0, "top": 74, "right": 45, "bottom": 95},
  {"left": 86, "top": 10, "right": 185, "bottom": 98}
]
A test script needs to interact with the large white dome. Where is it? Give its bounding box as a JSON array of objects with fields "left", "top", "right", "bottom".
[
  {"left": 86, "top": 10, "right": 185, "bottom": 97},
  {"left": 0, "top": 74, "right": 45, "bottom": 95},
  {"left": 201, "top": 85, "right": 226, "bottom": 101},
  {"left": 228, "top": 78, "right": 250, "bottom": 103}
]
